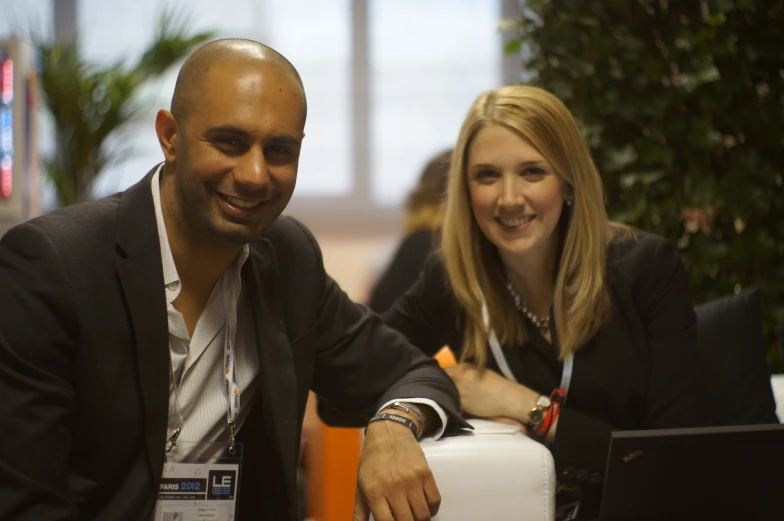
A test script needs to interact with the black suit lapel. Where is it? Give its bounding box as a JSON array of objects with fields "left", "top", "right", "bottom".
[
  {"left": 242, "top": 242, "right": 299, "bottom": 498},
  {"left": 113, "top": 168, "right": 300, "bottom": 517},
  {"left": 116, "top": 167, "right": 170, "bottom": 485}
]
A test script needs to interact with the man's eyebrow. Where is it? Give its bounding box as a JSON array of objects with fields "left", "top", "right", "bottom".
[
  {"left": 203, "top": 125, "right": 250, "bottom": 137},
  {"left": 203, "top": 126, "right": 301, "bottom": 147},
  {"left": 268, "top": 135, "right": 302, "bottom": 147}
]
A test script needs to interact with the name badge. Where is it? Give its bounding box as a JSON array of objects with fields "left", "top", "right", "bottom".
[{"left": 154, "top": 442, "right": 243, "bottom": 521}]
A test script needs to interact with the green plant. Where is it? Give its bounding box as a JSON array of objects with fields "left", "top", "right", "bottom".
[
  {"left": 503, "top": 0, "right": 784, "bottom": 371},
  {"left": 35, "top": 11, "right": 214, "bottom": 205}
]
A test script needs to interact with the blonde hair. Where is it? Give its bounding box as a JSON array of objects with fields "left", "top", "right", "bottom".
[
  {"left": 441, "top": 85, "right": 626, "bottom": 366},
  {"left": 403, "top": 149, "right": 452, "bottom": 234}
]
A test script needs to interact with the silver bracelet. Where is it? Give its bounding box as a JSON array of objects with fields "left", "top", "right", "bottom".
[{"left": 388, "top": 401, "right": 425, "bottom": 439}]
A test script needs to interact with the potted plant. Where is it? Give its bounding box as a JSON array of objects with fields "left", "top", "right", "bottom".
[
  {"left": 35, "top": 10, "right": 213, "bottom": 206},
  {"left": 503, "top": 0, "right": 784, "bottom": 370}
]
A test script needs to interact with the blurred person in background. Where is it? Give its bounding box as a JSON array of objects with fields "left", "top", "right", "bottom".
[
  {"left": 382, "top": 85, "right": 706, "bottom": 519},
  {"left": 368, "top": 149, "right": 452, "bottom": 313}
]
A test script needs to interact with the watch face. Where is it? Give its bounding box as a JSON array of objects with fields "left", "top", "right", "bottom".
[
  {"left": 536, "top": 395, "right": 552, "bottom": 409},
  {"left": 529, "top": 409, "right": 545, "bottom": 425}
]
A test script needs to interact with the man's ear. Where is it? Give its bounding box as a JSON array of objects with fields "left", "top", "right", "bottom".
[{"left": 155, "top": 109, "right": 179, "bottom": 163}]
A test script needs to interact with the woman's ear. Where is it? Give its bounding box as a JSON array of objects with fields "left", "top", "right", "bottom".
[{"left": 564, "top": 185, "right": 575, "bottom": 206}]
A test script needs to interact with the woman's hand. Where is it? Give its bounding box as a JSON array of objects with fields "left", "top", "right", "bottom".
[{"left": 444, "top": 363, "right": 538, "bottom": 422}]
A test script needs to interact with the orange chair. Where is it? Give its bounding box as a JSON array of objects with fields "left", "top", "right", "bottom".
[{"left": 434, "top": 346, "right": 457, "bottom": 368}]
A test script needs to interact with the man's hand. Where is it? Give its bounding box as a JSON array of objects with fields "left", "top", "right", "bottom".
[
  {"left": 353, "top": 415, "right": 440, "bottom": 521},
  {"left": 445, "top": 363, "right": 537, "bottom": 420}
]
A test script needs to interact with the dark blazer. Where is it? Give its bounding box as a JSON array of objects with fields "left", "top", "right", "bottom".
[
  {"left": 382, "top": 231, "right": 708, "bottom": 519},
  {"left": 0, "top": 170, "right": 463, "bottom": 521},
  {"left": 368, "top": 229, "right": 437, "bottom": 313}
]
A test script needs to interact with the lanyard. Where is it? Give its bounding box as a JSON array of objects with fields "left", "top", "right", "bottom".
[
  {"left": 165, "top": 356, "right": 185, "bottom": 453},
  {"left": 483, "top": 303, "right": 574, "bottom": 403},
  {"left": 224, "top": 322, "right": 240, "bottom": 454},
  {"left": 166, "top": 275, "right": 242, "bottom": 455},
  {"left": 223, "top": 265, "right": 242, "bottom": 455}
]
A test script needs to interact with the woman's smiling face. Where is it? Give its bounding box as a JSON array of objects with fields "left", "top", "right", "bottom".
[{"left": 465, "top": 124, "right": 566, "bottom": 262}]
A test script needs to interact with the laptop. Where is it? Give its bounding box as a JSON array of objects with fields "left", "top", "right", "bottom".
[{"left": 599, "top": 423, "right": 784, "bottom": 521}]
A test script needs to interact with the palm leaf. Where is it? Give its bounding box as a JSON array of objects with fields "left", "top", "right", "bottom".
[{"left": 35, "top": 7, "right": 215, "bottom": 205}]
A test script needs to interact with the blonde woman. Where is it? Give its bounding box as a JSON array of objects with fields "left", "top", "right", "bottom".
[{"left": 383, "top": 85, "right": 706, "bottom": 519}]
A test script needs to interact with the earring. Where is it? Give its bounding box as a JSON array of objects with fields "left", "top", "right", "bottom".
[{"left": 565, "top": 199, "right": 572, "bottom": 206}]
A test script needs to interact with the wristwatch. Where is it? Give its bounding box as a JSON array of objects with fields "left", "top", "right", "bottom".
[{"left": 526, "top": 395, "right": 552, "bottom": 430}]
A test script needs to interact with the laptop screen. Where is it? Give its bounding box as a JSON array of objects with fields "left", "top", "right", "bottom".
[{"left": 599, "top": 424, "right": 784, "bottom": 521}]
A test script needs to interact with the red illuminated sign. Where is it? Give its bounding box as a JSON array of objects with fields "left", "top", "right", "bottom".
[
  {"left": 1, "top": 55, "right": 12, "bottom": 199},
  {"left": 1, "top": 59, "right": 11, "bottom": 104},
  {"left": 0, "top": 156, "right": 11, "bottom": 198}
]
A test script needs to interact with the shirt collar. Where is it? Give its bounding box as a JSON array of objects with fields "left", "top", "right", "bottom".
[{"left": 150, "top": 165, "right": 250, "bottom": 303}]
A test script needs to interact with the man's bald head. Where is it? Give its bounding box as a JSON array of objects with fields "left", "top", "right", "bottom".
[
  {"left": 155, "top": 38, "right": 307, "bottom": 248},
  {"left": 170, "top": 39, "right": 307, "bottom": 124}
]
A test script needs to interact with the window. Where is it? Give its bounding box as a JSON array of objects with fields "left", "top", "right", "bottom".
[
  {"left": 369, "top": 0, "right": 502, "bottom": 206},
  {"left": 0, "top": 0, "right": 52, "bottom": 37},
  {"left": 79, "top": 0, "right": 352, "bottom": 199},
  {"left": 261, "top": 0, "right": 353, "bottom": 196},
  {"left": 20, "top": 0, "right": 505, "bottom": 233}
]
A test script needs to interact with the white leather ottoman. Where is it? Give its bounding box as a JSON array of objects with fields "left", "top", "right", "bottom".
[{"left": 417, "top": 419, "right": 555, "bottom": 521}]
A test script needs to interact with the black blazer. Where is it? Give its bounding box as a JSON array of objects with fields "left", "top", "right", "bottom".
[
  {"left": 383, "top": 231, "right": 708, "bottom": 519},
  {"left": 0, "top": 170, "right": 463, "bottom": 521},
  {"left": 368, "top": 229, "right": 437, "bottom": 313}
]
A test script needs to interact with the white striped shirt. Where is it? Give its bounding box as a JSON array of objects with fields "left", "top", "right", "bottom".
[
  {"left": 151, "top": 166, "right": 260, "bottom": 447},
  {"left": 151, "top": 166, "right": 447, "bottom": 448}
]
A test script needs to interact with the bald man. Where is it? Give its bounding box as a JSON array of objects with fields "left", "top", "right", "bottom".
[{"left": 0, "top": 39, "right": 464, "bottom": 521}]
